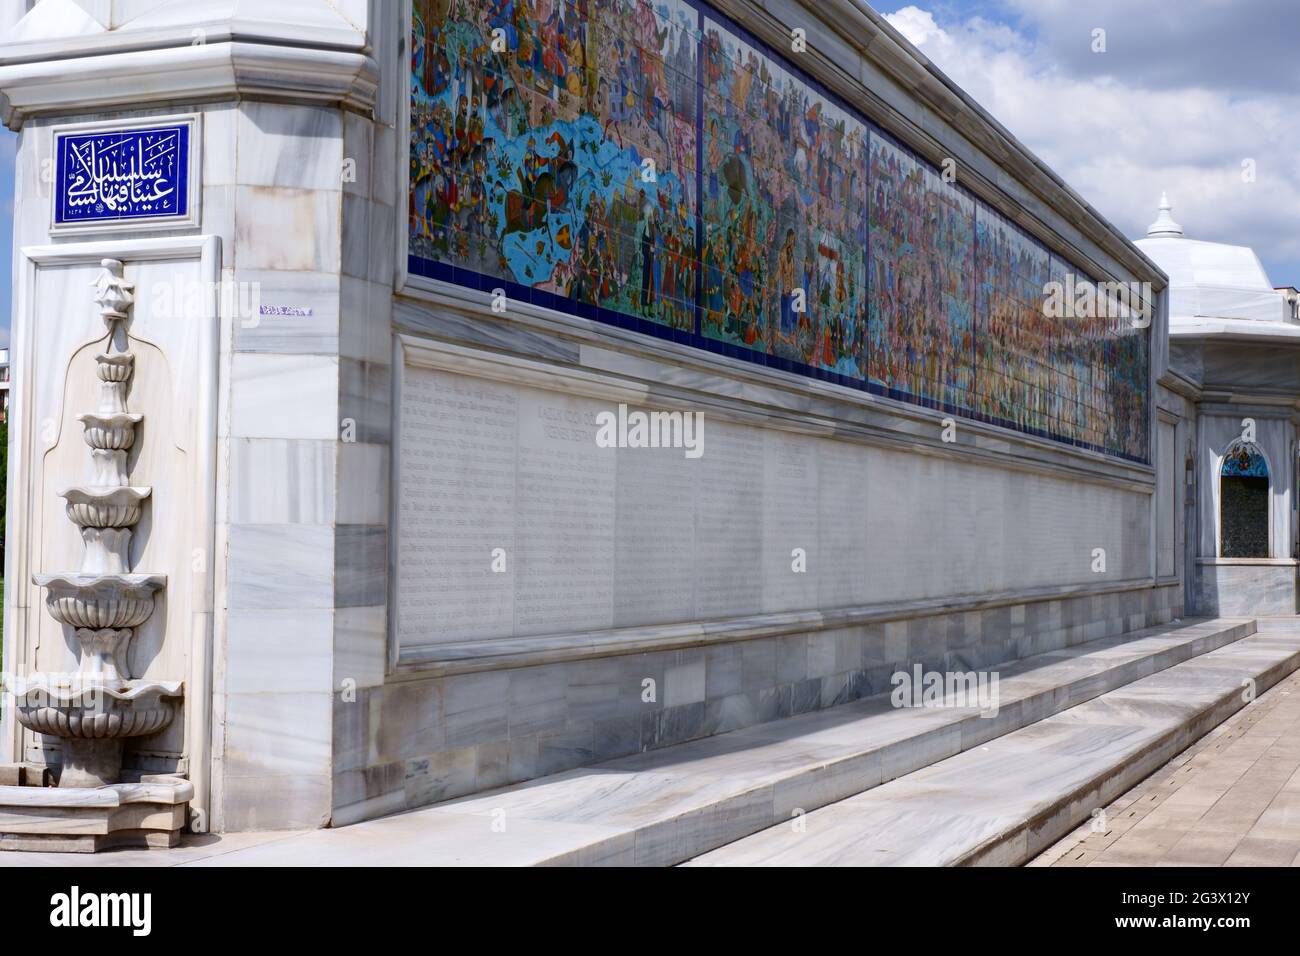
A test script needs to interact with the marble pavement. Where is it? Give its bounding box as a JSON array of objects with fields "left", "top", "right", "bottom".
[
  {"left": 687, "top": 624, "right": 1300, "bottom": 865},
  {"left": 1034, "top": 626, "right": 1300, "bottom": 867}
]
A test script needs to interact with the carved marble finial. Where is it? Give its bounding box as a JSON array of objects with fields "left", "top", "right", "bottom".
[
  {"left": 1146, "top": 192, "right": 1184, "bottom": 238},
  {"left": 93, "top": 258, "right": 134, "bottom": 323}
]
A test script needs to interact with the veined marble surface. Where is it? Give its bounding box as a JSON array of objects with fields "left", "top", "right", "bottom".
[
  {"left": 1033, "top": 658, "right": 1300, "bottom": 866},
  {"left": 686, "top": 624, "right": 1300, "bottom": 866},
  {"left": 0, "top": 617, "right": 1266, "bottom": 866}
]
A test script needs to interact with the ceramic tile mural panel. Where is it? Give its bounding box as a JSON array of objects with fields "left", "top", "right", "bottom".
[
  {"left": 409, "top": 0, "right": 699, "bottom": 331},
  {"left": 974, "top": 203, "right": 1053, "bottom": 437},
  {"left": 868, "top": 134, "right": 975, "bottom": 409},
  {"left": 407, "top": 0, "right": 1150, "bottom": 462},
  {"left": 700, "top": 15, "right": 870, "bottom": 377},
  {"left": 1110, "top": 299, "right": 1150, "bottom": 461},
  {"left": 1045, "top": 253, "right": 1095, "bottom": 448}
]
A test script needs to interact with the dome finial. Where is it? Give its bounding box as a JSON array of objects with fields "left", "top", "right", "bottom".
[{"left": 1147, "top": 192, "right": 1184, "bottom": 238}]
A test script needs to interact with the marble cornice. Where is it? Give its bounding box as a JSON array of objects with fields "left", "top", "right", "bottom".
[
  {"left": 1195, "top": 557, "right": 1299, "bottom": 567},
  {"left": 1158, "top": 366, "right": 1202, "bottom": 401},
  {"left": 1195, "top": 395, "right": 1300, "bottom": 417},
  {"left": 0, "top": 14, "right": 367, "bottom": 65},
  {"left": 1169, "top": 324, "right": 1300, "bottom": 345},
  {"left": 0, "top": 37, "right": 378, "bottom": 129},
  {"left": 392, "top": 577, "right": 1177, "bottom": 677}
]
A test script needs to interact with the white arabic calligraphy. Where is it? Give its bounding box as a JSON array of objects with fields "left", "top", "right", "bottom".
[{"left": 63, "top": 131, "right": 179, "bottom": 215}]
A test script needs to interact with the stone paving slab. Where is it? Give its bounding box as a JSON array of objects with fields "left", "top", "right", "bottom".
[
  {"left": 1033, "top": 633, "right": 1300, "bottom": 868},
  {"left": 0, "top": 617, "right": 1251, "bottom": 867},
  {"left": 686, "top": 625, "right": 1300, "bottom": 866}
]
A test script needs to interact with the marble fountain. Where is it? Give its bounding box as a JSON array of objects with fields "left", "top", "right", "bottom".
[{"left": 0, "top": 260, "right": 191, "bottom": 852}]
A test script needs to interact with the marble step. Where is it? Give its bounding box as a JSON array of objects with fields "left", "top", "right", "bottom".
[
  {"left": 196, "top": 616, "right": 1253, "bottom": 866},
  {"left": 686, "top": 623, "right": 1300, "bottom": 866}
]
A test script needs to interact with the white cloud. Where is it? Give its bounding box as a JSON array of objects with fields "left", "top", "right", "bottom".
[
  {"left": 882, "top": 3, "right": 1300, "bottom": 285},
  {"left": 885, "top": 6, "right": 944, "bottom": 46},
  {"left": 1004, "top": 0, "right": 1300, "bottom": 94}
]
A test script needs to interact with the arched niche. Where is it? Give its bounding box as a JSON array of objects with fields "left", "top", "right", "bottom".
[{"left": 1219, "top": 441, "right": 1270, "bottom": 558}]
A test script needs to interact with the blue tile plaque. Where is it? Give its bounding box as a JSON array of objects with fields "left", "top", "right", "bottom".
[{"left": 54, "top": 123, "right": 191, "bottom": 227}]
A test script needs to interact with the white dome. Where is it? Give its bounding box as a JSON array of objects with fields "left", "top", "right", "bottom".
[{"left": 1134, "top": 195, "right": 1292, "bottom": 333}]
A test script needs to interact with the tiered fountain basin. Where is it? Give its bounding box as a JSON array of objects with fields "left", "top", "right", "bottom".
[
  {"left": 64, "top": 486, "right": 149, "bottom": 529},
  {"left": 34, "top": 571, "right": 164, "bottom": 627},
  {"left": 2, "top": 569, "right": 185, "bottom": 846},
  {"left": 77, "top": 412, "right": 142, "bottom": 451},
  {"left": 11, "top": 678, "right": 181, "bottom": 739},
  {"left": 94, "top": 350, "right": 133, "bottom": 381},
  {"left": 24, "top": 572, "right": 178, "bottom": 741},
  {"left": 0, "top": 258, "right": 190, "bottom": 852}
]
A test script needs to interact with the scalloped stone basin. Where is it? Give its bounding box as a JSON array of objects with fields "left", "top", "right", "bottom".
[
  {"left": 61, "top": 486, "right": 150, "bottom": 529},
  {"left": 32, "top": 572, "right": 165, "bottom": 628},
  {"left": 77, "top": 412, "right": 143, "bottom": 450},
  {"left": 94, "top": 351, "right": 134, "bottom": 382},
  {"left": 9, "top": 678, "right": 182, "bottom": 787},
  {"left": 12, "top": 679, "right": 182, "bottom": 739}
]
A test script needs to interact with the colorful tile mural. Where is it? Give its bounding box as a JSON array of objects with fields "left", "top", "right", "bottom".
[
  {"left": 975, "top": 202, "right": 1054, "bottom": 437},
  {"left": 868, "top": 135, "right": 975, "bottom": 410},
  {"left": 700, "top": 16, "right": 869, "bottom": 378},
  {"left": 408, "top": 0, "right": 1150, "bottom": 462},
  {"left": 1221, "top": 442, "right": 1268, "bottom": 478},
  {"left": 410, "top": 0, "right": 698, "bottom": 331}
]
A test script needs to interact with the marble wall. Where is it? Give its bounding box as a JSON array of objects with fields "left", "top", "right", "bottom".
[
  {"left": 0, "top": 0, "right": 1181, "bottom": 836},
  {"left": 324, "top": 0, "right": 1176, "bottom": 826},
  {"left": 2, "top": 105, "right": 228, "bottom": 822},
  {"left": 1166, "top": 337, "right": 1300, "bottom": 618},
  {"left": 326, "top": 325, "right": 1171, "bottom": 822},
  {"left": 1196, "top": 562, "right": 1297, "bottom": 616},
  {"left": 213, "top": 78, "right": 399, "bottom": 829},
  {"left": 393, "top": 348, "right": 1152, "bottom": 655},
  {"left": 0, "top": 96, "right": 391, "bottom": 832},
  {"left": 1157, "top": 420, "right": 1177, "bottom": 578},
  {"left": 335, "top": 580, "right": 1182, "bottom": 824}
]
